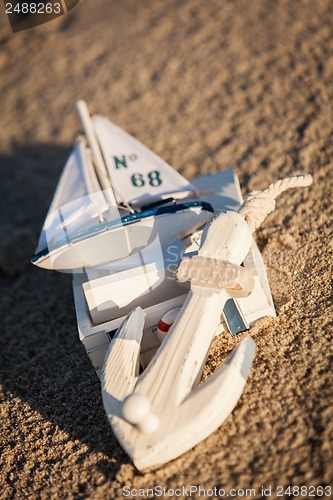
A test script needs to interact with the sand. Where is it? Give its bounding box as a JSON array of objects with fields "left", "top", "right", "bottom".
[{"left": 0, "top": 0, "right": 332, "bottom": 498}]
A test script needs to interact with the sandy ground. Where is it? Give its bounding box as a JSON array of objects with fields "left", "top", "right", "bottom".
[{"left": 0, "top": 0, "right": 332, "bottom": 498}]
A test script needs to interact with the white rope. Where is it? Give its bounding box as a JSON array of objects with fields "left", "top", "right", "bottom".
[{"left": 238, "top": 174, "right": 313, "bottom": 232}]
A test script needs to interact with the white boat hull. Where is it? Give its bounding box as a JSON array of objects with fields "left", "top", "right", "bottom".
[{"left": 32, "top": 203, "right": 213, "bottom": 271}]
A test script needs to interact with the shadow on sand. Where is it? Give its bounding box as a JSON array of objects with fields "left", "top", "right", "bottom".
[{"left": 0, "top": 144, "right": 131, "bottom": 475}]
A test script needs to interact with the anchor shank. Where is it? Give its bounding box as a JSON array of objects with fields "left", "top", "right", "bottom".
[
  {"left": 136, "top": 211, "right": 254, "bottom": 409},
  {"left": 135, "top": 287, "right": 228, "bottom": 409}
]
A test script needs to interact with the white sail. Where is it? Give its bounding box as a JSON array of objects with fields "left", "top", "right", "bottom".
[
  {"left": 32, "top": 109, "right": 213, "bottom": 271},
  {"left": 93, "top": 115, "right": 197, "bottom": 207},
  {"left": 35, "top": 140, "right": 110, "bottom": 254}
]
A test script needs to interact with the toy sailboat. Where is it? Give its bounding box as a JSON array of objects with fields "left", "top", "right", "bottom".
[{"left": 32, "top": 101, "right": 312, "bottom": 470}]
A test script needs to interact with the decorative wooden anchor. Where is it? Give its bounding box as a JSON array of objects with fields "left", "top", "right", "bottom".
[{"left": 101, "top": 174, "right": 312, "bottom": 470}]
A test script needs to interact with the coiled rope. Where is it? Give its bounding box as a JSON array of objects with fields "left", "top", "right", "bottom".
[{"left": 238, "top": 174, "right": 313, "bottom": 232}]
